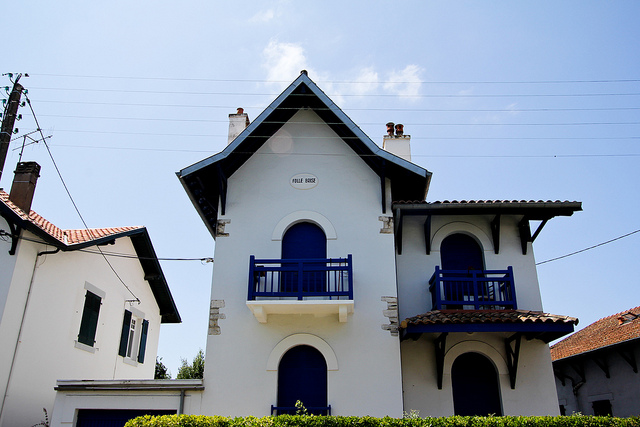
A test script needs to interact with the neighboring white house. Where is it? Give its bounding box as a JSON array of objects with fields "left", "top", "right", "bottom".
[
  {"left": 551, "top": 306, "right": 640, "bottom": 417},
  {"left": 0, "top": 161, "right": 180, "bottom": 427},
  {"left": 51, "top": 71, "right": 581, "bottom": 424}
]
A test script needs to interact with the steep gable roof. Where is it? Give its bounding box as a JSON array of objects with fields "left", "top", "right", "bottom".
[
  {"left": 550, "top": 306, "right": 640, "bottom": 361},
  {"left": 177, "top": 71, "right": 432, "bottom": 238},
  {"left": 0, "top": 190, "right": 181, "bottom": 323}
]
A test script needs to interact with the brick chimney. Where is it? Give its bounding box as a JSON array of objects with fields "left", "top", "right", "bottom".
[
  {"left": 9, "top": 161, "right": 41, "bottom": 213},
  {"left": 382, "top": 123, "right": 412, "bottom": 162},
  {"left": 228, "top": 107, "right": 250, "bottom": 145}
]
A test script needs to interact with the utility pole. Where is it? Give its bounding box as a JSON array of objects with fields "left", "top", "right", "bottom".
[{"left": 0, "top": 74, "right": 25, "bottom": 182}]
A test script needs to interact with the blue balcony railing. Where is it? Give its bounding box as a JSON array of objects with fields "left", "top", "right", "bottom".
[
  {"left": 429, "top": 266, "right": 517, "bottom": 310},
  {"left": 248, "top": 255, "right": 353, "bottom": 301}
]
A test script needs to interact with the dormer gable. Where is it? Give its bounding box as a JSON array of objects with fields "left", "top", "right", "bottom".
[{"left": 177, "top": 71, "right": 431, "bottom": 238}]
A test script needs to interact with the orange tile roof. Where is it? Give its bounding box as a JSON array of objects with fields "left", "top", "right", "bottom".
[
  {"left": 550, "top": 306, "right": 640, "bottom": 361},
  {"left": 0, "top": 190, "right": 142, "bottom": 246},
  {"left": 401, "top": 309, "right": 578, "bottom": 329}
]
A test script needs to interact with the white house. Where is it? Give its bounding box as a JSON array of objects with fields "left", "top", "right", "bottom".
[
  {"left": 0, "top": 161, "right": 180, "bottom": 427},
  {"left": 50, "top": 71, "right": 581, "bottom": 424},
  {"left": 175, "top": 71, "right": 580, "bottom": 417}
]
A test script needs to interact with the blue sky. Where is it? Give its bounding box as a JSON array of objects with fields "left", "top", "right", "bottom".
[{"left": 3, "top": 1, "right": 640, "bottom": 375}]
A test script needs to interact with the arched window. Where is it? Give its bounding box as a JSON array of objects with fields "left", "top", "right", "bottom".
[
  {"left": 281, "top": 222, "right": 327, "bottom": 293},
  {"left": 440, "top": 234, "right": 484, "bottom": 308},
  {"left": 277, "top": 345, "right": 328, "bottom": 415},
  {"left": 451, "top": 352, "right": 502, "bottom": 416},
  {"left": 440, "top": 233, "right": 484, "bottom": 271}
]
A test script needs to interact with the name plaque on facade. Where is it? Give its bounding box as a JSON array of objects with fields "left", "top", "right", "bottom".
[{"left": 290, "top": 173, "right": 318, "bottom": 190}]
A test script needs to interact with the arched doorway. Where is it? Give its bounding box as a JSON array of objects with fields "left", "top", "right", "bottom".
[
  {"left": 277, "top": 345, "right": 328, "bottom": 415},
  {"left": 281, "top": 222, "right": 327, "bottom": 293},
  {"left": 451, "top": 352, "right": 502, "bottom": 416},
  {"left": 440, "top": 233, "right": 484, "bottom": 307}
]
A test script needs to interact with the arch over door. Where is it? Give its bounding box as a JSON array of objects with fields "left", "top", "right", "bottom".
[
  {"left": 281, "top": 222, "right": 327, "bottom": 293},
  {"left": 451, "top": 352, "right": 502, "bottom": 416},
  {"left": 277, "top": 345, "right": 328, "bottom": 415}
]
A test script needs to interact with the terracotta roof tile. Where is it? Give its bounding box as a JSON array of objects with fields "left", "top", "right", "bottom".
[
  {"left": 400, "top": 309, "right": 578, "bottom": 329},
  {"left": 1, "top": 190, "right": 142, "bottom": 246},
  {"left": 550, "top": 306, "right": 640, "bottom": 361}
]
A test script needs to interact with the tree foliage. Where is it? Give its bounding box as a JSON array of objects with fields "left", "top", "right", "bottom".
[
  {"left": 176, "top": 349, "right": 205, "bottom": 379},
  {"left": 154, "top": 357, "right": 171, "bottom": 379}
]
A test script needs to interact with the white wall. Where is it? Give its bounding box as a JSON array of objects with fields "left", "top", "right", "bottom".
[
  {"left": 199, "top": 110, "right": 404, "bottom": 417},
  {"left": 0, "top": 232, "right": 162, "bottom": 427},
  {"left": 401, "top": 333, "right": 560, "bottom": 416}
]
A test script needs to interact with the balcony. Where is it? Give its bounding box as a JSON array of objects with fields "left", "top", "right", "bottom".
[
  {"left": 429, "top": 266, "right": 517, "bottom": 310},
  {"left": 246, "top": 255, "right": 354, "bottom": 323}
]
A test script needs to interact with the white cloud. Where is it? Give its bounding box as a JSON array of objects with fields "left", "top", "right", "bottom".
[
  {"left": 383, "top": 65, "right": 423, "bottom": 98},
  {"left": 262, "top": 40, "right": 309, "bottom": 86},
  {"left": 350, "top": 67, "right": 379, "bottom": 96},
  {"left": 249, "top": 9, "right": 275, "bottom": 23}
]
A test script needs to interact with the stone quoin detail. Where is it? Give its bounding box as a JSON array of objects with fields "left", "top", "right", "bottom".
[
  {"left": 209, "top": 300, "right": 226, "bottom": 335},
  {"left": 379, "top": 216, "right": 393, "bottom": 234},
  {"left": 216, "top": 219, "right": 230, "bottom": 237},
  {"left": 381, "top": 296, "right": 399, "bottom": 336}
]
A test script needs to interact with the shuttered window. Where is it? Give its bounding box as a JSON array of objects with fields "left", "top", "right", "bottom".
[
  {"left": 118, "top": 310, "right": 150, "bottom": 364},
  {"left": 78, "top": 291, "right": 101, "bottom": 346}
]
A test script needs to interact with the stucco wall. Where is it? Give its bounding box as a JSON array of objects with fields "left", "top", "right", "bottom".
[
  {"left": 554, "top": 342, "right": 640, "bottom": 417},
  {"left": 401, "top": 333, "right": 560, "bottom": 416},
  {"left": 0, "top": 232, "right": 162, "bottom": 427},
  {"left": 199, "top": 110, "right": 404, "bottom": 417}
]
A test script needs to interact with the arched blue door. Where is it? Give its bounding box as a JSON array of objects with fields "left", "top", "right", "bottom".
[
  {"left": 282, "top": 222, "right": 326, "bottom": 293},
  {"left": 440, "top": 234, "right": 484, "bottom": 307},
  {"left": 441, "top": 233, "right": 484, "bottom": 271},
  {"left": 452, "top": 352, "right": 502, "bottom": 416},
  {"left": 277, "top": 345, "right": 328, "bottom": 415}
]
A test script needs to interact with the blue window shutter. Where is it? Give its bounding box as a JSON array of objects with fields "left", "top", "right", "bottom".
[
  {"left": 137, "top": 319, "right": 149, "bottom": 363},
  {"left": 118, "top": 310, "right": 132, "bottom": 357},
  {"left": 78, "top": 291, "right": 101, "bottom": 346}
]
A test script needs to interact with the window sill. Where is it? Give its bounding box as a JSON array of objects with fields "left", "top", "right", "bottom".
[
  {"left": 123, "top": 357, "right": 138, "bottom": 367},
  {"left": 74, "top": 341, "right": 96, "bottom": 354}
]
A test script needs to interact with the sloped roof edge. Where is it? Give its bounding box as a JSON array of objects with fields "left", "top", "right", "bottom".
[{"left": 0, "top": 191, "right": 181, "bottom": 323}]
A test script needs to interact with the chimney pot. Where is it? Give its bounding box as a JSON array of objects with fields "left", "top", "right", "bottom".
[
  {"left": 9, "top": 161, "right": 41, "bottom": 213},
  {"left": 395, "top": 123, "right": 404, "bottom": 136},
  {"left": 386, "top": 122, "right": 395, "bottom": 136},
  {"left": 237, "top": 107, "right": 244, "bottom": 115}
]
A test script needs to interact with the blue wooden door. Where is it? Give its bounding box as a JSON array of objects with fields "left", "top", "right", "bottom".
[
  {"left": 281, "top": 222, "right": 326, "bottom": 293},
  {"left": 76, "top": 409, "right": 175, "bottom": 427},
  {"left": 452, "top": 352, "right": 502, "bottom": 416},
  {"left": 440, "top": 234, "right": 484, "bottom": 307},
  {"left": 277, "top": 345, "right": 328, "bottom": 415}
]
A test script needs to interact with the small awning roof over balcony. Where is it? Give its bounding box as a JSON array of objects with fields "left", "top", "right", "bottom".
[
  {"left": 391, "top": 200, "right": 582, "bottom": 255},
  {"left": 400, "top": 309, "right": 578, "bottom": 343}
]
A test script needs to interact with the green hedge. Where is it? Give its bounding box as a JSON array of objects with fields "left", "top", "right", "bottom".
[{"left": 125, "top": 414, "right": 640, "bottom": 427}]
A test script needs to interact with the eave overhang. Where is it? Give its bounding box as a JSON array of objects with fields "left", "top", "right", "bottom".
[
  {"left": 392, "top": 200, "right": 582, "bottom": 255},
  {"left": 177, "top": 72, "right": 431, "bottom": 239},
  {"left": 400, "top": 309, "right": 579, "bottom": 344}
]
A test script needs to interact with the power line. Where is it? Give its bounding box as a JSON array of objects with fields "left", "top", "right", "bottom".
[
  {"left": 536, "top": 229, "right": 640, "bottom": 265},
  {"left": 23, "top": 93, "right": 140, "bottom": 302},
  {"left": 0, "top": 230, "right": 213, "bottom": 263},
  {"left": 27, "top": 86, "right": 640, "bottom": 98},
  {"left": 31, "top": 73, "right": 640, "bottom": 84}
]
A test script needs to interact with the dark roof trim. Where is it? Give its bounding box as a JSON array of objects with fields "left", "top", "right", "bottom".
[
  {"left": 401, "top": 321, "right": 575, "bottom": 343},
  {"left": 177, "top": 72, "right": 432, "bottom": 238},
  {"left": 393, "top": 200, "right": 582, "bottom": 220},
  {"left": 0, "top": 204, "right": 181, "bottom": 323}
]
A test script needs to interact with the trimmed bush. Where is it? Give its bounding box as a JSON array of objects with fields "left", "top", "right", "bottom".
[{"left": 125, "top": 415, "right": 640, "bottom": 427}]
